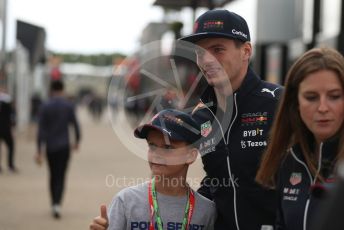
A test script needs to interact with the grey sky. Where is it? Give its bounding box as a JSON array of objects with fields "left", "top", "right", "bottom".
[
  {"left": 6, "top": 0, "right": 163, "bottom": 55},
  {"left": 4, "top": 0, "right": 262, "bottom": 55}
]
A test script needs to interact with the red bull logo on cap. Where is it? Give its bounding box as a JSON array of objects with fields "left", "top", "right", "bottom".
[{"left": 203, "top": 20, "right": 224, "bottom": 30}]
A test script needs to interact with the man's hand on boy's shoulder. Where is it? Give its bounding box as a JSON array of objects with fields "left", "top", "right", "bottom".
[
  {"left": 90, "top": 204, "right": 109, "bottom": 230},
  {"left": 191, "top": 102, "right": 214, "bottom": 125}
]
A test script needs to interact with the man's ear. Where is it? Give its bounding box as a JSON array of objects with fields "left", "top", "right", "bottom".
[
  {"left": 242, "top": 42, "right": 252, "bottom": 61},
  {"left": 186, "top": 147, "right": 198, "bottom": 165}
]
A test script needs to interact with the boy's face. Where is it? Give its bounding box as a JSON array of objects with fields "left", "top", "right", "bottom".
[{"left": 146, "top": 129, "right": 197, "bottom": 178}]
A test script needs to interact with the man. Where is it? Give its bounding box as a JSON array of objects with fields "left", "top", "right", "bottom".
[
  {"left": 0, "top": 87, "right": 16, "bottom": 172},
  {"left": 179, "top": 9, "right": 282, "bottom": 230},
  {"left": 36, "top": 80, "right": 81, "bottom": 219}
]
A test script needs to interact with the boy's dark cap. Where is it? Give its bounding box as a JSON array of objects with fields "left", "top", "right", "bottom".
[
  {"left": 179, "top": 9, "right": 250, "bottom": 44},
  {"left": 134, "top": 109, "right": 200, "bottom": 144}
]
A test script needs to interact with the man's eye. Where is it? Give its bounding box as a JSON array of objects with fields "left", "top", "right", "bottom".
[
  {"left": 148, "top": 144, "right": 156, "bottom": 150},
  {"left": 214, "top": 47, "right": 224, "bottom": 53}
]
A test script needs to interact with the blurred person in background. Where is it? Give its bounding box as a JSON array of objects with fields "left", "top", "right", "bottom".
[
  {"left": 36, "top": 80, "right": 81, "bottom": 219},
  {"left": 310, "top": 161, "right": 344, "bottom": 230},
  {"left": 88, "top": 93, "right": 105, "bottom": 122},
  {"left": 30, "top": 93, "right": 42, "bottom": 123},
  {"left": 0, "top": 86, "right": 16, "bottom": 173},
  {"left": 256, "top": 47, "right": 344, "bottom": 230}
]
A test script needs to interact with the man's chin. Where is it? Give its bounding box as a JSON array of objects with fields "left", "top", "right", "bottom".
[
  {"left": 207, "top": 81, "right": 216, "bottom": 87},
  {"left": 206, "top": 77, "right": 230, "bottom": 88},
  {"left": 205, "top": 77, "right": 217, "bottom": 86}
]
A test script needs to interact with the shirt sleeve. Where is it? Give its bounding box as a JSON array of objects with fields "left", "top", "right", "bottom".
[{"left": 108, "top": 196, "right": 127, "bottom": 230}]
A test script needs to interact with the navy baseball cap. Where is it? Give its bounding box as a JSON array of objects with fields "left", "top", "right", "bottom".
[
  {"left": 134, "top": 109, "right": 201, "bottom": 144},
  {"left": 179, "top": 9, "right": 250, "bottom": 44}
]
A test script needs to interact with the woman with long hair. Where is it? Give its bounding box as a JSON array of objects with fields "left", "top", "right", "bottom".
[{"left": 256, "top": 47, "right": 344, "bottom": 230}]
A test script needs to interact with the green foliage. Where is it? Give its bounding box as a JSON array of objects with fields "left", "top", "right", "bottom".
[
  {"left": 170, "top": 21, "right": 184, "bottom": 39},
  {"left": 51, "top": 52, "right": 126, "bottom": 66}
]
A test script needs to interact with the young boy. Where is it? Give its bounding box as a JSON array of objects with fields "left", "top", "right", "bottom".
[{"left": 90, "top": 109, "right": 216, "bottom": 230}]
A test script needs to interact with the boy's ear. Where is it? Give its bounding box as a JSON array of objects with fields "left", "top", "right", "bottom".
[{"left": 186, "top": 147, "right": 198, "bottom": 164}]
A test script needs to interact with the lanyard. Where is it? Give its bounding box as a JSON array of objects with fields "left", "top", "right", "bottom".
[{"left": 148, "top": 177, "right": 195, "bottom": 230}]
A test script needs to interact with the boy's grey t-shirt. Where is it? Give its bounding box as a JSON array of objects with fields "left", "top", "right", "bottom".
[{"left": 108, "top": 182, "right": 216, "bottom": 230}]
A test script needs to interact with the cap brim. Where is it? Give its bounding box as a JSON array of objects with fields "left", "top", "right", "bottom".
[
  {"left": 179, "top": 32, "right": 245, "bottom": 44},
  {"left": 134, "top": 124, "right": 186, "bottom": 142},
  {"left": 134, "top": 124, "right": 159, "bottom": 139}
]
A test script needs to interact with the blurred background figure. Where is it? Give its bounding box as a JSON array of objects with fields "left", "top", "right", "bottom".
[
  {"left": 36, "top": 80, "right": 81, "bottom": 219},
  {"left": 0, "top": 86, "right": 16, "bottom": 173},
  {"left": 311, "top": 162, "right": 344, "bottom": 230},
  {"left": 30, "top": 92, "right": 42, "bottom": 123},
  {"left": 87, "top": 93, "right": 105, "bottom": 122}
]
